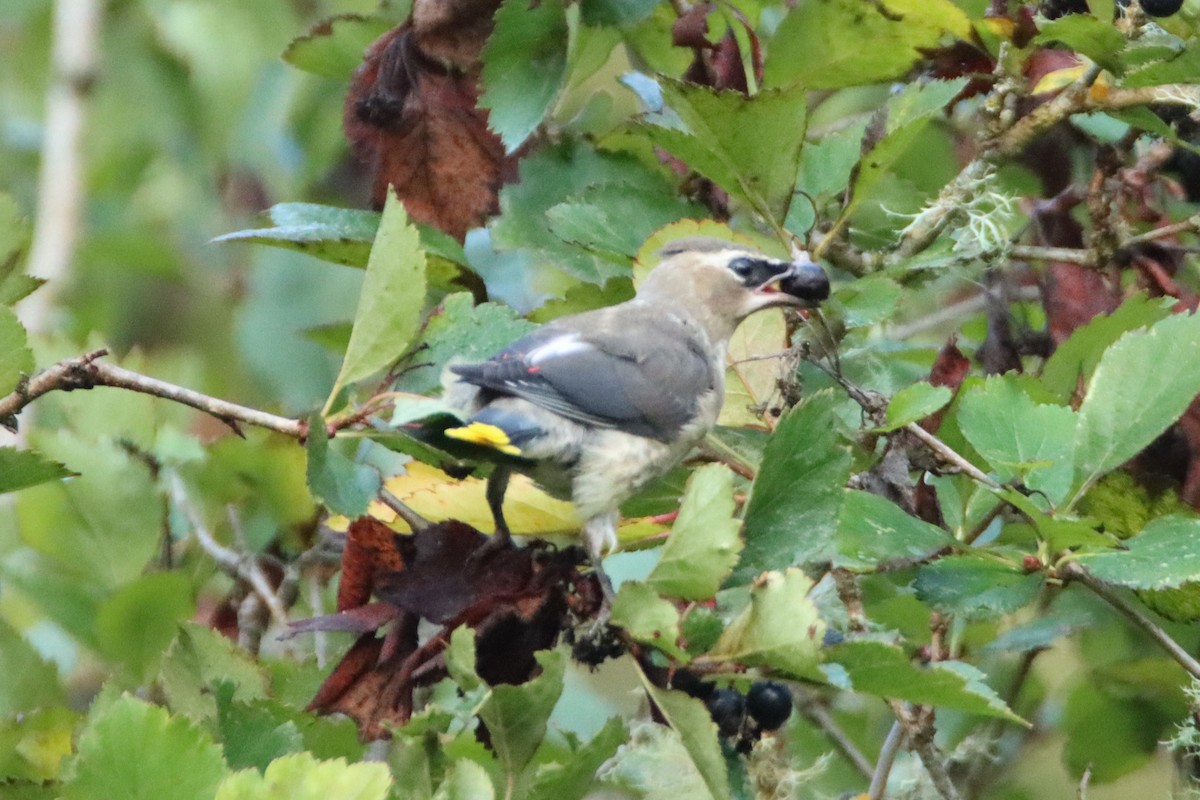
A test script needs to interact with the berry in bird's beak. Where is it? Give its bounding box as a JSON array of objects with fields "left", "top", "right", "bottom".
[{"left": 779, "top": 254, "right": 830, "bottom": 305}]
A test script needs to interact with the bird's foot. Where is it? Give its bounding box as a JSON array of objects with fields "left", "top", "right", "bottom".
[{"left": 465, "top": 527, "right": 514, "bottom": 570}]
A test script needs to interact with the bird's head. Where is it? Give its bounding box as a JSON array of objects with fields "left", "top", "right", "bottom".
[{"left": 638, "top": 237, "right": 830, "bottom": 339}]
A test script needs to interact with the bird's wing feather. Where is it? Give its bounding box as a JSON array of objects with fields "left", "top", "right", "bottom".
[{"left": 451, "top": 308, "right": 714, "bottom": 440}]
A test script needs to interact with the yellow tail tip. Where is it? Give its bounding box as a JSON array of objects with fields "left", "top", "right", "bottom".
[{"left": 444, "top": 422, "right": 523, "bottom": 456}]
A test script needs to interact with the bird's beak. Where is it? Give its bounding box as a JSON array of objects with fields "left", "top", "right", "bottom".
[{"left": 752, "top": 253, "right": 830, "bottom": 308}]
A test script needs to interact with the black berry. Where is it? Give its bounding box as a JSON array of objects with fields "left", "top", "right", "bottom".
[
  {"left": 746, "top": 681, "right": 793, "bottom": 731},
  {"left": 1118, "top": 0, "right": 1184, "bottom": 15},
  {"left": 705, "top": 689, "right": 746, "bottom": 738}
]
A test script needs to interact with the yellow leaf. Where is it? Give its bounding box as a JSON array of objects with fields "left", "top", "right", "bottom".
[{"left": 721, "top": 309, "right": 789, "bottom": 428}]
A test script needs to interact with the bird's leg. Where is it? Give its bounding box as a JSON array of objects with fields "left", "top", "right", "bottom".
[
  {"left": 582, "top": 511, "right": 619, "bottom": 622},
  {"left": 468, "top": 465, "right": 513, "bottom": 566}
]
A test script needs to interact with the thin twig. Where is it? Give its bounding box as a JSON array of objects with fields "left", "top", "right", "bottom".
[
  {"left": 887, "top": 286, "right": 1041, "bottom": 341},
  {"left": 1060, "top": 561, "right": 1200, "bottom": 681},
  {"left": 868, "top": 721, "right": 906, "bottom": 800},
  {"left": 796, "top": 691, "right": 875, "bottom": 780},
  {"left": 904, "top": 423, "right": 1002, "bottom": 489},
  {"left": 1009, "top": 244, "right": 1093, "bottom": 264},
  {"left": 168, "top": 473, "right": 290, "bottom": 631},
  {"left": 913, "top": 732, "right": 963, "bottom": 800},
  {"left": 0, "top": 350, "right": 305, "bottom": 438},
  {"left": 1122, "top": 213, "right": 1200, "bottom": 248}
]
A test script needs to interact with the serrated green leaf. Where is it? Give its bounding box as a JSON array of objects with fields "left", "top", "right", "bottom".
[
  {"left": 480, "top": 0, "right": 568, "bottom": 152},
  {"left": 1076, "top": 516, "right": 1200, "bottom": 589},
  {"left": 523, "top": 716, "right": 627, "bottom": 800},
  {"left": 479, "top": 649, "right": 565, "bottom": 777},
  {"left": 844, "top": 80, "right": 968, "bottom": 221},
  {"left": 215, "top": 688, "right": 304, "bottom": 772},
  {"left": 394, "top": 293, "right": 536, "bottom": 395},
  {"left": 733, "top": 391, "right": 852, "bottom": 583},
  {"left": 880, "top": 382, "right": 952, "bottom": 432},
  {"left": 1041, "top": 294, "right": 1172, "bottom": 401},
  {"left": 0, "top": 706, "right": 76, "bottom": 782},
  {"left": 1122, "top": 40, "right": 1200, "bottom": 87},
  {"left": 282, "top": 14, "right": 394, "bottom": 79},
  {"left": 64, "top": 696, "right": 227, "bottom": 800},
  {"left": 710, "top": 569, "right": 825, "bottom": 679},
  {"left": 331, "top": 191, "right": 428, "bottom": 396},
  {"left": 1035, "top": 14, "right": 1126, "bottom": 72},
  {"left": 832, "top": 275, "right": 903, "bottom": 329},
  {"left": 0, "top": 306, "right": 32, "bottom": 396},
  {"left": 96, "top": 572, "right": 195, "bottom": 682},
  {"left": 915, "top": 555, "right": 1042, "bottom": 620},
  {"left": 305, "top": 417, "right": 380, "bottom": 517},
  {"left": 546, "top": 182, "right": 703, "bottom": 259},
  {"left": 638, "top": 80, "right": 807, "bottom": 220},
  {"left": 432, "top": 759, "right": 495, "bottom": 800},
  {"left": 216, "top": 752, "right": 391, "bottom": 800},
  {"left": 836, "top": 490, "right": 956, "bottom": 571},
  {"left": 0, "top": 193, "right": 37, "bottom": 305},
  {"left": 637, "top": 683, "right": 728, "bottom": 800},
  {"left": 598, "top": 720, "right": 715, "bottom": 800},
  {"left": 0, "top": 620, "right": 65, "bottom": 716},
  {"left": 612, "top": 582, "right": 688, "bottom": 661},
  {"left": 0, "top": 447, "right": 74, "bottom": 494},
  {"left": 647, "top": 464, "right": 742, "bottom": 600},
  {"left": 1074, "top": 312, "right": 1200, "bottom": 495},
  {"left": 580, "top": 0, "right": 658, "bottom": 25},
  {"left": 160, "top": 623, "right": 270, "bottom": 721},
  {"left": 822, "top": 641, "right": 1024, "bottom": 723},
  {"left": 764, "top": 0, "right": 969, "bottom": 89},
  {"left": 958, "top": 377, "right": 1078, "bottom": 505}
]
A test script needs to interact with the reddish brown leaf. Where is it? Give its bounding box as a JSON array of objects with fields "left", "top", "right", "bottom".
[
  {"left": 921, "top": 335, "right": 971, "bottom": 434},
  {"left": 672, "top": 3, "right": 715, "bottom": 49},
  {"left": 338, "top": 517, "right": 405, "bottom": 611},
  {"left": 1043, "top": 262, "right": 1120, "bottom": 345}
]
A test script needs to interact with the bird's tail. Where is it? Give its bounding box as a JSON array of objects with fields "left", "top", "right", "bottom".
[{"left": 443, "top": 406, "right": 543, "bottom": 458}]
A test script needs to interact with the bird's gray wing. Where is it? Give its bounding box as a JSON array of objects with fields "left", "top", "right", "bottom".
[{"left": 450, "top": 310, "right": 715, "bottom": 441}]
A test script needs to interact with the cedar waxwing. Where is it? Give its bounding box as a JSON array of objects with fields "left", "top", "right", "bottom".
[{"left": 443, "top": 237, "right": 830, "bottom": 598}]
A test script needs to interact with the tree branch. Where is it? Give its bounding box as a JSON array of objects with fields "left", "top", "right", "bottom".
[
  {"left": 868, "top": 721, "right": 906, "bottom": 800},
  {"left": 0, "top": 349, "right": 305, "bottom": 438},
  {"left": 1060, "top": 561, "right": 1200, "bottom": 681},
  {"left": 796, "top": 690, "right": 875, "bottom": 780}
]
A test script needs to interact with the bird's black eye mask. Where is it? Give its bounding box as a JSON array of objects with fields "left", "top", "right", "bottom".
[{"left": 727, "top": 256, "right": 791, "bottom": 288}]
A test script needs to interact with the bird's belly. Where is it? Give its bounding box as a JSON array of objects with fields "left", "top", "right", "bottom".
[{"left": 568, "top": 430, "right": 677, "bottom": 520}]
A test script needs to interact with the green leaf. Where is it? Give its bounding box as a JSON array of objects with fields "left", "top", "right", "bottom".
[
  {"left": 64, "top": 695, "right": 227, "bottom": 800},
  {"left": 637, "top": 683, "right": 729, "bottom": 800},
  {"left": 611, "top": 582, "right": 688, "bottom": 661},
  {"left": 598, "top": 719, "right": 716, "bottom": 800},
  {"left": 394, "top": 293, "right": 536, "bottom": 395},
  {"left": 0, "top": 306, "right": 32, "bottom": 396},
  {"left": 546, "top": 183, "right": 703, "bottom": 260},
  {"left": 0, "top": 447, "right": 74, "bottom": 494},
  {"left": 580, "top": 0, "right": 659, "bottom": 25},
  {"left": 1062, "top": 681, "right": 1164, "bottom": 782},
  {"left": 879, "top": 382, "right": 952, "bottom": 432},
  {"left": 915, "top": 555, "right": 1043, "bottom": 620},
  {"left": 431, "top": 759, "right": 495, "bottom": 800},
  {"left": 733, "top": 391, "right": 852, "bottom": 583},
  {"left": 480, "top": 0, "right": 569, "bottom": 153},
  {"left": 1041, "top": 294, "right": 1171, "bottom": 401},
  {"left": 524, "top": 716, "right": 627, "bottom": 800},
  {"left": 491, "top": 140, "right": 658, "bottom": 285},
  {"left": 833, "top": 275, "right": 903, "bottom": 329},
  {"left": 710, "top": 569, "right": 825, "bottom": 680},
  {"left": 638, "top": 80, "right": 808, "bottom": 220},
  {"left": 0, "top": 705, "right": 76, "bottom": 782},
  {"left": 305, "top": 417, "right": 380, "bottom": 517},
  {"left": 213, "top": 203, "right": 380, "bottom": 267},
  {"left": 215, "top": 691, "right": 305, "bottom": 772},
  {"left": 282, "top": 15, "right": 394, "bottom": 79},
  {"left": 647, "top": 464, "right": 742, "bottom": 600},
  {"left": 1074, "top": 312, "right": 1200, "bottom": 494},
  {"left": 822, "top": 641, "right": 1025, "bottom": 723},
  {"left": 835, "top": 490, "right": 956, "bottom": 571},
  {"left": 96, "top": 572, "right": 196, "bottom": 682},
  {"left": 764, "top": 0, "right": 969, "bottom": 89},
  {"left": 1035, "top": 14, "right": 1126, "bottom": 72},
  {"left": 844, "top": 80, "right": 969, "bottom": 220},
  {"left": 478, "top": 649, "right": 565, "bottom": 777},
  {"left": 1122, "top": 39, "right": 1200, "bottom": 86},
  {"left": 0, "top": 193, "right": 40, "bottom": 305},
  {"left": 958, "top": 377, "right": 1078, "bottom": 506},
  {"left": 160, "top": 623, "right": 270, "bottom": 721},
  {"left": 215, "top": 752, "right": 392, "bottom": 800},
  {"left": 1076, "top": 516, "right": 1200, "bottom": 589},
  {"left": 0, "top": 620, "right": 65, "bottom": 716},
  {"left": 331, "top": 190, "right": 428, "bottom": 396}
]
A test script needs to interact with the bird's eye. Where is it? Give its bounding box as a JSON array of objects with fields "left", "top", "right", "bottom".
[{"left": 728, "top": 257, "right": 756, "bottom": 279}]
